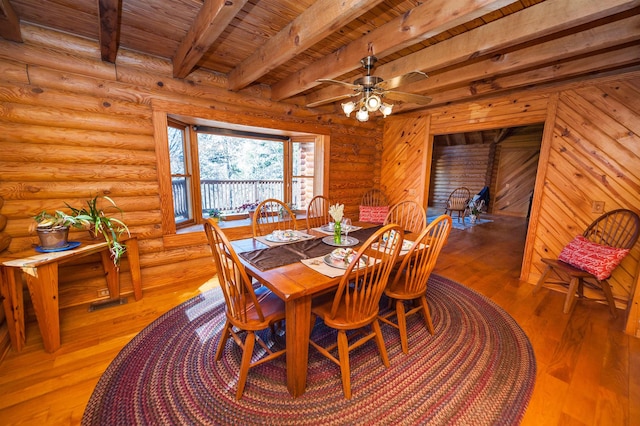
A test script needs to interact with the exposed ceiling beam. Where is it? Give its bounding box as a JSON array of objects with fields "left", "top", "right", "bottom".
[
  {"left": 98, "top": 0, "right": 121, "bottom": 63},
  {"left": 396, "top": 46, "right": 640, "bottom": 113},
  {"left": 0, "top": 0, "right": 22, "bottom": 42},
  {"left": 271, "top": 0, "right": 514, "bottom": 101},
  {"left": 227, "top": 0, "right": 386, "bottom": 91},
  {"left": 399, "top": 13, "right": 640, "bottom": 100},
  {"left": 305, "top": 0, "right": 640, "bottom": 108},
  {"left": 173, "top": 0, "right": 248, "bottom": 79}
]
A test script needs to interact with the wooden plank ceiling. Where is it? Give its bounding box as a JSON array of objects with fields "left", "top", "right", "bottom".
[{"left": 2, "top": 0, "right": 639, "bottom": 118}]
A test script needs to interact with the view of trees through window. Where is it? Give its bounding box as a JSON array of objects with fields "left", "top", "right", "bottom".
[{"left": 168, "top": 123, "right": 318, "bottom": 226}]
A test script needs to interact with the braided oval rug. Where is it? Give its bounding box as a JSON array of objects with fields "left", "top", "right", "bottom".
[{"left": 83, "top": 275, "right": 536, "bottom": 425}]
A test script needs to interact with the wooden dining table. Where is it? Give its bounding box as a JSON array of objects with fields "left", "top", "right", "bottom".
[{"left": 231, "top": 223, "right": 381, "bottom": 398}]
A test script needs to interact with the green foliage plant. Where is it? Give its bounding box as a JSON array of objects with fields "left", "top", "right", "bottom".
[{"left": 66, "top": 196, "right": 131, "bottom": 266}]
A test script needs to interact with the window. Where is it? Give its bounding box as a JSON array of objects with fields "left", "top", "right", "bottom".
[
  {"left": 167, "top": 121, "right": 195, "bottom": 226},
  {"left": 166, "top": 120, "right": 324, "bottom": 229}
]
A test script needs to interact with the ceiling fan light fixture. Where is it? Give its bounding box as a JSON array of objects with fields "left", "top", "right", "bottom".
[
  {"left": 356, "top": 107, "right": 369, "bottom": 122},
  {"left": 365, "top": 94, "right": 381, "bottom": 111},
  {"left": 379, "top": 102, "right": 393, "bottom": 117},
  {"left": 341, "top": 101, "right": 356, "bottom": 117}
]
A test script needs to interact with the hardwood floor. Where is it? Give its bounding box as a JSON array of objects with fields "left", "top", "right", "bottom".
[{"left": 0, "top": 215, "right": 638, "bottom": 425}]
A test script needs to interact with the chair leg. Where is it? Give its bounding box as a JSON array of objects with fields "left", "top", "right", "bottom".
[
  {"left": 215, "top": 320, "right": 231, "bottom": 361},
  {"left": 236, "top": 331, "right": 256, "bottom": 400},
  {"left": 533, "top": 265, "right": 552, "bottom": 294},
  {"left": 395, "top": 299, "right": 409, "bottom": 354},
  {"left": 337, "top": 330, "right": 352, "bottom": 399},
  {"left": 372, "top": 319, "right": 390, "bottom": 368},
  {"left": 563, "top": 277, "right": 580, "bottom": 314},
  {"left": 599, "top": 279, "right": 618, "bottom": 318},
  {"left": 418, "top": 295, "right": 434, "bottom": 335}
]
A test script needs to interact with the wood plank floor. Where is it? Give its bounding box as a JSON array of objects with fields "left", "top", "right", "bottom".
[{"left": 0, "top": 215, "right": 638, "bottom": 425}]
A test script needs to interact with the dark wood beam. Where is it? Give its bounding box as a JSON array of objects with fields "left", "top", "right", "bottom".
[
  {"left": 227, "top": 0, "right": 385, "bottom": 91},
  {"left": 305, "top": 0, "right": 639, "bottom": 109},
  {"left": 272, "top": 0, "right": 513, "bottom": 101},
  {"left": 0, "top": 0, "right": 22, "bottom": 42},
  {"left": 98, "top": 0, "right": 121, "bottom": 63},
  {"left": 173, "top": 0, "right": 248, "bottom": 79}
]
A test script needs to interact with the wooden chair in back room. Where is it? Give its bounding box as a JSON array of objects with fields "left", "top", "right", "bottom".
[
  {"left": 252, "top": 198, "right": 297, "bottom": 237},
  {"left": 533, "top": 209, "right": 640, "bottom": 317},
  {"left": 379, "top": 215, "right": 452, "bottom": 353},
  {"left": 384, "top": 200, "right": 427, "bottom": 235},
  {"left": 444, "top": 187, "right": 471, "bottom": 223},
  {"left": 204, "top": 219, "right": 286, "bottom": 399}
]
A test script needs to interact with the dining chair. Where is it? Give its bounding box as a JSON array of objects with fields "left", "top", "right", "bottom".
[
  {"left": 444, "top": 187, "right": 471, "bottom": 223},
  {"left": 204, "top": 219, "right": 286, "bottom": 399},
  {"left": 383, "top": 200, "right": 427, "bottom": 234},
  {"left": 361, "top": 188, "right": 388, "bottom": 207},
  {"left": 306, "top": 195, "right": 331, "bottom": 230},
  {"left": 533, "top": 209, "right": 640, "bottom": 317},
  {"left": 379, "top": 214, "right": 452, "bottom": 353},
  {"left": 309, "top": 224, "right": 404, "bottom": 399},
  {"left": 252, "top": 198, "right": 297, "bottom": 237}
]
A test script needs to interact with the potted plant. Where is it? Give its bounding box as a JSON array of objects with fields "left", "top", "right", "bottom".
[
  {"left": 469, "top": 200, "right": 481, "bottom": 223},
  {"left": 31, "top": 210, "right": 89, "bottom": 249},
  {"left": 209, "top": 208, "right": 222, "bottom": 223},
  {"left": 238, "top": 201, "right": 259, "bottom": 220},
  {"left": 66, "top": 195, "right": 130, "bottom": 265}
]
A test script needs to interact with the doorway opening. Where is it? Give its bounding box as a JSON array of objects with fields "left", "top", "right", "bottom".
[{"left": 428, "top": 124, "right": 543, "bottom": 219}]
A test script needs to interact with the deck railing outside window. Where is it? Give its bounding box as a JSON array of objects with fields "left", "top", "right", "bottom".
[{"left": 172, "top": 179, "right": 285, "bottom": 220}]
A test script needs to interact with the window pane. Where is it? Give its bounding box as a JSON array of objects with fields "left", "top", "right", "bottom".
[
  {"left": 197, "top": 133, "right": 284, "bottom": 213},
  {"left": 172, "top": 177, "right": 191, "bottom": 224},
  {"left": 168, "top": 127, "right": 186, "bottom": 175},
  {"left": 293, "top": 142, "right": 314, "bottom": 176}
]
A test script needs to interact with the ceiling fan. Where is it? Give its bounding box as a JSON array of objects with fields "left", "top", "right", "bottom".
[{"left": 306, "top": 55, "right": 432, "bottom": 121}]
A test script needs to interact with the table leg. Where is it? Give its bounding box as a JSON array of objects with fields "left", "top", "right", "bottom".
[
  {"left": 24, "top": 263, "right": 60, "bottom": 353},
  {"left": 285, "top": 295, "right": 312, "bottom": 397},
  {"left": 0, "top": 266, "right": 26, "bottom": 352},
  {"left": 100, "top": 250, "right": 120, "bottom": 300},
  {"left": 125, "top": 237, "right": 142, "bottom": 301}
]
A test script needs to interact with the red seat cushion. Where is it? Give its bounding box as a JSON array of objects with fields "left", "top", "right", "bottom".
[
  {"left": 558, "top": 235, "right": 630, "bottom": 280},
  {"left": 358, "top": 205, "right": 389, "bottom": 224}
]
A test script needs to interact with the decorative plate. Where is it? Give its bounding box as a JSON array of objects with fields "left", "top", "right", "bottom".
[
  {"left": 322, "top": 236, "right": 358, "bottom": 247},
  {"left": 372, "top": 239, "right": 414, "bottom": 251},
  {"left": 323, "top": 253, "right": 367, "bottom": 270},
  {"left": 35, "top": 240, "right": 82, "bottom": 253},
  {"left": 265, "top": 231, "right": 300, "bottom": 243}
]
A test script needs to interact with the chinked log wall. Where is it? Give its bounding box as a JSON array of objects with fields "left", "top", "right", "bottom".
[
  {"left": 0, "top": 25, "right": 381, "bottom": 322},
  {"left": 382, "top": 71, "right": 640, "bottom": 334}
]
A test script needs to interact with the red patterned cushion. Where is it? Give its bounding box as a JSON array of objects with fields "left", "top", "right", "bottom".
[
  {"left": 359, "top": 205, "right": 389, "bottom": 224},
  {"left": 558, "top": 235, "right": 630, "bottom": 280}
]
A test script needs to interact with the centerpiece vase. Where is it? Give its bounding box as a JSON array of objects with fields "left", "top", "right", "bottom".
[{"left": 334, "top": 221, "right": 342, "bottom": 244}]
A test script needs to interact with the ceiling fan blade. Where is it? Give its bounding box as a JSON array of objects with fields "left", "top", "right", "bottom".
[
  {"left": 383, "top": 91, "right": 433, "bottom": 105},
  {"left": 316, "top": 78, "right": 360, "bottom": 90},
  {"left": 376, "top": 71, "right": 428, "bottom": 90},
  {"left": 306, "top": 93, "right": 359, "bottom": 108}
]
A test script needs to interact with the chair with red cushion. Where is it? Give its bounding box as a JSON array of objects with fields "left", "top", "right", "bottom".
[{"left": 533, "top": 209, "right": 640, "bottom": 317}]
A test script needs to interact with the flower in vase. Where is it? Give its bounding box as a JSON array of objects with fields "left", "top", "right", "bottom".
[{"left": 329, "top": 203, "right": 344, "bottom": 223}]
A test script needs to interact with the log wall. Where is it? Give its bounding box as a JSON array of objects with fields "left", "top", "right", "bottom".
[
  {"left": 0, "top": 25, "right": 381, "bottom": 344},
  {"left": 382, "top": 71, "right": 640, "bottom": 334}
]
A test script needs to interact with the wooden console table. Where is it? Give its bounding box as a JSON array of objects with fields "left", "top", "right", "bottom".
[{"left": 0, "top": 237, "right": 142, "bottom": 353}]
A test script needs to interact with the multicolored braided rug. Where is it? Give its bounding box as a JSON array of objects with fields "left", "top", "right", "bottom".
[{"left": 83, "top": 275, "right": 536, "bottom": 425}]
